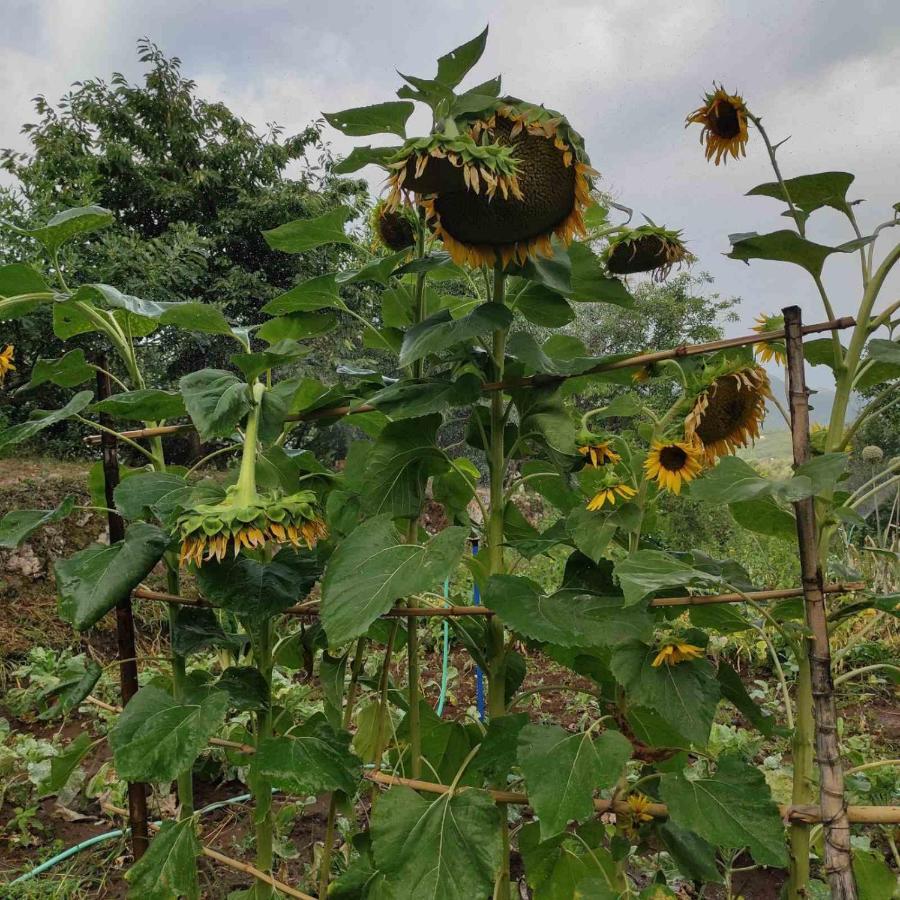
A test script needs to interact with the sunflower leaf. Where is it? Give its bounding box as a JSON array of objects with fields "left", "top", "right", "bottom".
[
  {"left": 324, "top": 102, "right": 415, "bottom": 138},
  {"left": 124, "top": 817, "right": 201, "bottom": 900},
  {"left": 333, "top": 144, "right": 402, "bottom": 174},
  {"left": 727, "top": 229, "right": 861, "bottom": 278},
  {"left": 263, "top": 207, "right": 354, "bottom": 253},
  {"left": 0, "top": 496, "right": 76, "bottom": 549},
  {"left": 436, "top": 27, "right": 489, "bottom": 88},
  {"left": 747, "top": 171, "right": 854, "bottom": 224}
]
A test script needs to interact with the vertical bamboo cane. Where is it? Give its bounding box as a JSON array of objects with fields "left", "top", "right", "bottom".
[
  {"left": 96, "top": 364, "right": 150, "bottom": 860},
  {"left": 782, "top": 306, "right": 857, "bottom": 898}
]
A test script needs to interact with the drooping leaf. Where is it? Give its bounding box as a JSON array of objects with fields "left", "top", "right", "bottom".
[
  {"left": 565, "top": 506, "right": 617, "bottom": 563},
  {"left": 91, "top": 389, "right": 185, "bottom": 421},
  {"left": 399, "top": 701, "right": 474, "bottom": 784},
  {"left": 484, "top": 575, "right": 652, "bottom": 648},
  {"left": 39, "top": 733, "right": 94, "bottom": 797},
  {"left": 332, "top": 144, "right": 402, "bottom": 175},
  {"left": 515, "top": 282, "right": 575, "bottom": 328},
  {"left": 27, "top": 349, "right": 94, "bottom": 389},
  {"left": 795, "top": 452, "right": 849, "bottom": 495},
  {"left": 507, "top": 331, "right": 606, "bottom": 378},
  {"left": 56, "top": 523, "right": 170, "bottom": 631},
  {"left": 0, "top": 263, "right": 51, "bottom": 319},
  {"left": 470, "top": 713, "right": 528, "bottom": 783},
  {"left": 730, "top": 495, "right": 796, "bottom": 542},
  {"left": 324, "top": 102, "right": 415, "bottom": 137},
  {"left": 611, "top": 641, "right": 719, "bottom": 747},
  {"left": 171, "top": 606, "right": 244, "bottom": 658},
  {"left": 261, "top": 273, "right": 341, "bottom": 315},
  {"left": 371, "top": 786, "right": 503, "bottom": 900},
  {"left": 195, "top": 548, "right": 320, "bottom": 619},
  {"left": 853, "top": 849, "right": 898, "bottom": 900},
  {"left": 257, "top": 311, "right": 337, "bottom": 344},
  {"left": 747, "top": 171, "right": 854, "bottom": 223},
  {"left": 660, "top": 753, "right": 788, "bottom": 867},
  {"left": 39, "top": 658, "right": 102, "bottom": 720},
  {"left": 114, "top": 472, "right": 190, "bottom": 522},
  {"left": 360, "top": 415, "right": 448, "bottom": 518},
  {"left": 110, "top": 685, "right": 229, "bottom": 782},
  {"left": 338, "top": 250, "right": 409, "bottom": 286},
  {"left": 716, "top": 661, "right": 775, "bottom": 735},
  {"left": 399, "top": 303, "right": 512, "bottom": 367},
  {"left": 321, "top": 515, "right": 467, "bottom": 645},
  {"left": 0, "top": 390, "right": 93, "bottom": 450},
  {"left": 22, "top": 206, "right": 114, "bottom": 255},
  {"left": 263, "top": 207, "right": 354, "bottom": 253},
  {"left": 230, "top": 340, "right": 309, "bottom": 381},
  {"left": 567, "top": 242, "right": 633, "bottom": 307},
  {"left": 368, "top": 374, "right": 481, "bottom": 419},
  {"left": 124, "top": 816, "right": 201, "bottom": 900},
  {"left": 613, "top": 550, "right": 724, "bottom": 607},
  {"left": 519, "top": 822, "right": 621, "bottom": 900},
  {"left": 656, "top": 820, "right": 723, "bottom": 884},
  {"left": 178, "top": 369, "right": 249, "bottom": 440},
  {"left": 0, "top": 496, "right": 75, "bottom": 549},
  {"left": 518, "top": 724, "right": 631, "bottom": 838},
  {"left": 728, "top": 230, "right": 857, "bottom": 278}
]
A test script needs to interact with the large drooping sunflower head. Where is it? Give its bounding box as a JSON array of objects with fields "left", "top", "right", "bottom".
[
  {"left": 420, "top": 101, "right": 596, "bottom": 268},
  {"left": 605, "top": 225, "right": 693, "bottom": 281},
  {"left": 176, "top": 485, "right": 327, "bottom": 568},
  {"left": 683, "top": 361, "right": 771, "bottom": 463},
  {"left": 0, "top": 344, "right": 15, "bottom": 384},
  {"left": 686, "top": 85, "right": 750, "bottom": 165},
  {"left": 752, "top": 313, "right": 786, "bottom": 365},
  {"left": 643, "top": 439, "right": 704, "bottom": 495},
  {"left": 369, "top": 199, "right": 417, "bottom": 252}
]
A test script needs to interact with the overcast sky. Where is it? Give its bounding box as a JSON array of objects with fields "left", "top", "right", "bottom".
[{"left": 2, "top": 0, "right": 898, "bottom": 388}]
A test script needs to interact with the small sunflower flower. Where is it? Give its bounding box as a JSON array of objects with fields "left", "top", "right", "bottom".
[
  {"left": 578, "top": 441, "right": 621, "bottom": 467},
  {"left": 631, "top": 363, "right": 657, "bottom": 384},
  {"left": 651, "top": 640, "right": 704, "bottom": 667},
  {"left": 587, "top": 481, "right": 637, "bottom": 511},
  {"left": 752, "top": 313, "right": 786, "bottom": 365},
  {"left": 686, "top": 85, "right": 750, "bottom": 165},
  {"left": 0, "top": 344, "right": 15, "bottom": 384},
  {"left": 644, "top": 440, "right": 704, "bottom": 494},
  {"left": 626, "top": 792, "right": 654, "bottom": 823}
]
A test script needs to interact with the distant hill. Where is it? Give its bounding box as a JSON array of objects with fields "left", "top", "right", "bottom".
[{"left": 765, "top": 374, "right": 840, "bottom": 429}]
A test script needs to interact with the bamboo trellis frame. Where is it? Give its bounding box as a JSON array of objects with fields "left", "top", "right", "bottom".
[{"left": 87, "top": 305, "right": 899, "bottom": 896}]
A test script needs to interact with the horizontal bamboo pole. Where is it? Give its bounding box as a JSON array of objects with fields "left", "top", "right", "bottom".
[
  {"left": 83, "top": 316, "right": 855, "bottom": 445},
  {"left": 102, "top": 804, "right": 314, "bottom": 900},
  {"left": 364, "top": 771, "right": 900, "bottom": 825},
  {"left": 132, "top": 581, "right": 865, "bottom": 618}
]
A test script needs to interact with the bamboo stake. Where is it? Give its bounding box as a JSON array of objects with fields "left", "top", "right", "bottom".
[
  {"left": 132, "top": 582, "right": 865, "bottom": 618},
  {"left": 83, "top": 316, "right": 855, "bottom": 445},
  {"left": 364, "top": 771, "right": 900, "bottom": 824},
  {"left": 102, "top": 805, "right": 314, "bottom": 899},
  {"left": 96, "top": 365, "right": 150, "bottom": 861},
  {"left": 783, "top": 305, "right": 856, "bottom": 898}
]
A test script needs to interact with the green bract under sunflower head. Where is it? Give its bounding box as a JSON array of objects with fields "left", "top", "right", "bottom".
[
  {"left": 605, "top": 225, "right": 693, "bottom": 281},
  {"left": 176, "top": 485, "right": 326, "bottom": 567}
]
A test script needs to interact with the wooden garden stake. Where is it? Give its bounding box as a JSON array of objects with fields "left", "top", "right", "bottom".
[
  {"left": 96, "top": 365, "right": 150, "bottom": 860},
  {"left": 782, "top": 306, "right": 856, "bottom": 898}
]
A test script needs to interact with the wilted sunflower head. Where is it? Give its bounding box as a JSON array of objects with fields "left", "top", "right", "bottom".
[
  {"left": 0, "top": 344, "right": 15, "bottom": 383},
  {"left": 644, "top": 440, "right": 704, "bottom": 495},
  {"left": 370, "top": 200, "right": 417, "bottom": 252},
  {"left": 422, "top": 102, "right": 596, "bottom": 268},
  {"left": 652, "top": 640, "right": 704, "bottom": 667},
  {"left": 752, "top": 313, "right": 786, "bottom": 365},
  {"left": 683, "top": 362, "right": 771, "bottom": 463},
  {"left": 176, "top": 485, "right": 327, "bottom": 568},
  {"left": 578, "top": 440, "right": 621, "bottom": 468},
  {"left": 686, "top": 85, "right": 750, "bottom": 165},
  {"left": 606, "top": 226, "right": 693, "bottom": 281}
]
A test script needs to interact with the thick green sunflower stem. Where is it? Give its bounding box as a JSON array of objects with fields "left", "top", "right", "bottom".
[
  {"left": 486, "top": 268, "right": 510, "bottom": 900},
  {"left": 250, "top": 618, "right": 276, "bottom": 887},
  {"left": 235, "top": 383, "right": 266, "bottom": 507}
]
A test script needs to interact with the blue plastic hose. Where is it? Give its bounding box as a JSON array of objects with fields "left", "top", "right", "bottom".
[
  {"left": 472, "top": 539, "right": 485, "bottom": 721},
  {"left": 436, "top": 577, "right": 451, "bottom": 717}
]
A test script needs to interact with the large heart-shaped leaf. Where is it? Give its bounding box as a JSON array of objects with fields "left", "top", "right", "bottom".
[
  {"left": 27, "top": 350, "right": 94, "bottom": 389},
  {"left": 55, "top": 523, "right": 169, "bottom": 631},
  {"left": 515, "top": 281, "right": 575, "bottom": 328},
  {"left": 39, "top": 733, "right": 94, "bottom": 797},
  {"left": 261, "top": 273, "right": 341, "bottom": 315},
  {"left": 332, "top": 144, "right": 402, "bottom": 174},
  {"left": 114, "top": 472, "right": 190, "bottom": 522},
  {"left": 483, "top": 575, "right": 652, "bottom": 647},
  {"left": 747, "top": 171, "right": 854, "bottom": 223},
  {"left": 436, "top": 27, "right": 489, "bottom": 87},
  {"left": 728, "top": 230, "right": 859, "bottom": 278},
  {"left": 124, "top": 817, "right": 200, "bottom": 900},
  {"left": 660, "top": 753, "right": 788, "bottom": 867},
  {"left": 613, "top": 550, "right": 724, "bottom": 607},
  {"left": 22, "top": 206, "right": 114, "bottom": 254},
  {"left": 324, "top": 102, "right": 415, "bottom": 138},
  {"left": 518, "top": 724, "right": 631, "bottom": 839},
  {"left": 567, "top": 242, "right": 633, "bottom": 307},
  {"left": 263, "top": 207, "right": 353, "bottom": 253},
  {"left": 371, "top": 786, "right": 503, "bottom": 900},
  {"left": 110, "top": 685, "right": 229, "bottom": 782},
  {"left": 611, "top": 641, "right": 719, "bottom": 747},
  {"left": 0, "top": 263, "right": 51, "bottom": 319},
  {"left": 321, "top": 515, "right": 467, "bottom": 646},
  {"left": 196, "top": 548, "right": 320, "bottom": 619},
  {"left": 0, "top": 390, "right": 93, "bottom": 450},
  {"left": 91, "top": 389, "right": 185, "bottom": 421},
  {"left": 399, "top": 303, "right": 512, "bottom": 367},
  {"left": 0, "top": 496, "right": 75, "bottom": 549},
  {"left": 252, "top": 720, "right": 361, "bottom": 796},
  {"left": 368, "top": 374, "right": 481, "bottom": 419},
  {"left": 178, "top": 369, "right": 249, "bottom": 440}
]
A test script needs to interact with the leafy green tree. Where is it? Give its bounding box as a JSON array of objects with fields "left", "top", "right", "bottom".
[{"left": 0, "top": 39, "right": 368, "bottom": 451}]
